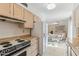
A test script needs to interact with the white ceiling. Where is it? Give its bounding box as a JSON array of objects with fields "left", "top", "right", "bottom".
[{"left": 27, "top": 3, "right": 78, "bottom": 21}]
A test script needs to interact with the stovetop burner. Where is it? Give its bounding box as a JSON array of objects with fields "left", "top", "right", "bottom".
[
  {"left": 15, "top": 39, "right": 25, "bottom": 42},
  {"left": 3, "top": 44, "right": 12, "bottom": 47},
  {"left": 0, "top": 42, "right": 10, "bottom": 45},
  {"left": 0, "top": 39, "right": 31, "bottom": 56}
]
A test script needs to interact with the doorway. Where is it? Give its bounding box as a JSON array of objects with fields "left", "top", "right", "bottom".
[{"left": 43, "top": 20, "right": 68, "bottom": 56}]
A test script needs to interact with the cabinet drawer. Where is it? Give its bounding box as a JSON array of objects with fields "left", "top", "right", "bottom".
[
  {"left": 26, "top": 47, "right": 31, "bottom": 56},
  {"left": 27, "top": 49, "right": 38, "bottom": 56},
  {"left": 29, "top": 43, "right": 38, "bottom": 52},
  {"left": 30, "top": 49, "right": 38, "bottom": 56},
  {"left": 26, "top": 46, "right": 38, "bottom": 56},
  {"left": 26, "top": 38, "right": 38, "bottom": 56},
  {"left": 27, "top": 44, "right": 38, "bottom": 54}
]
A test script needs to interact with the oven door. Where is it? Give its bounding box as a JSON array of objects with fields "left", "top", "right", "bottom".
[
  {"left": 12, "top": 49, "right": 27, "bottom": 56},
  {"left": 18, "top": 51, "right": 27, "bottom": 56}
]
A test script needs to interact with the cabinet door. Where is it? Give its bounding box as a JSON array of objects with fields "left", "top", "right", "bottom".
[
  {"left": 0, "top": 3, "right": 13, "bottom": 16},
  {"left": 75, "top": 6, "right": 79, "bottom": 27},
  {"left": 13, "top": 4, "right": 23, "bottom": 19},
  {"left": 26, "top": 38, "right": 38, "bottom": 56},
  {"left": 30, "top": 49, "right": 38, "bottom": 56},
  {"left": 23, "top": 9, "right": 33, "bottom": 28}
]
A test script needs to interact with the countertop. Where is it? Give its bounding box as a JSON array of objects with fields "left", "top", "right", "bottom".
[{"left": 0, "top": 34, "right": 38, "bottom": 43}]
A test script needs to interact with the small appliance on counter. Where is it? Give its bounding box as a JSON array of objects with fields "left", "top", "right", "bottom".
[{"left": 0, "top": 39, "right": 31, "bottom": 56}]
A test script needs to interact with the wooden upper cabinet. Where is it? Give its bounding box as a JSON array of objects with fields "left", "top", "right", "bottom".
[
  {"left": 23, "top": 9, "right": 34, "bottom": 28},
  {"left": 13, "top": 4, "right": 23, "bottom": 20},
  {"left": 0, "top": 3, "right": 34, "bottom": 28},
  {"left": 0, "top": 3, "right": 13, "bottom": 17},
  {"left": 75, "top": 6, "right": 79, "bottom": 27}
]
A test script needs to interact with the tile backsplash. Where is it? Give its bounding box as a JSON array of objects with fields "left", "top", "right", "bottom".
[{"left": 0, "top": 21, "right": 30, "bottom": 38}]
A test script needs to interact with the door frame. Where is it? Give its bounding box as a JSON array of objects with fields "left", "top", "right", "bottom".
[{"left": 43, "top": 21, "right": 48, "bottom": 55}]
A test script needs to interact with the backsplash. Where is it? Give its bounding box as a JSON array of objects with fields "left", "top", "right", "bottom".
[{"left": 0, "top": 21, "right": 30, "bottom": 38}]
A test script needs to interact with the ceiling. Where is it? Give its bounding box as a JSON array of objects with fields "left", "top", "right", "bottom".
[{"left": 26, "top": 3, "right": 78, "bottom": 22}]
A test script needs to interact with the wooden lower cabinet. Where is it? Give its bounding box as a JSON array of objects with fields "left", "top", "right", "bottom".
[
  {"left": 27, "top": 48, "right": 38, "bottom": 56},
  {"left": 26, "top": 38, "right": 38, "bottom": 56},
  {"left": 30, "top": 49, "right": 38, "bottom": 56}
]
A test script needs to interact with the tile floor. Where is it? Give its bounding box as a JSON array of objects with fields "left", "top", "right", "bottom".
[{"left": 44, "top": 40, "right": 67, "bottom": 56}]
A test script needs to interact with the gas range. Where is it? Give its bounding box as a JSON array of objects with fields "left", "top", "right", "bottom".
[{"left": 0, "top": 39, "right": 31, "bottom": 56}]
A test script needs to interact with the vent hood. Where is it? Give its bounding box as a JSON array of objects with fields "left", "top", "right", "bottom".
[
  {"left": 0, "top": 15, "right": 25, "bottom": 23},
  {"left": 21, "top": 3, "right": 28, "bottom": 8}
]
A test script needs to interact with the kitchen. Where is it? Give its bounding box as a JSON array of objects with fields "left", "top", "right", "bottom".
[
  {"left": 0, "top": 3, "right": 79, "bottom": 56},
  {"left": 0, "top": 3, "right": 42, "bottom": 56}
]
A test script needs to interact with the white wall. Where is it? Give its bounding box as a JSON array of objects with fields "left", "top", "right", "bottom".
[{"left": 0, "top": 21, "right": 30, "bottom": 38}]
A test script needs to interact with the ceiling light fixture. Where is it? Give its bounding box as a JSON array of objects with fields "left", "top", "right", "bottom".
[
  {"left": 47, "top": 3, "right": 56, "bottom": 10},
  {"left": 53, "top": 22, "right": 58, "bottom": 25},
  {"left": 50, "top": 22, "right": 58, "bottom": 25}
]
